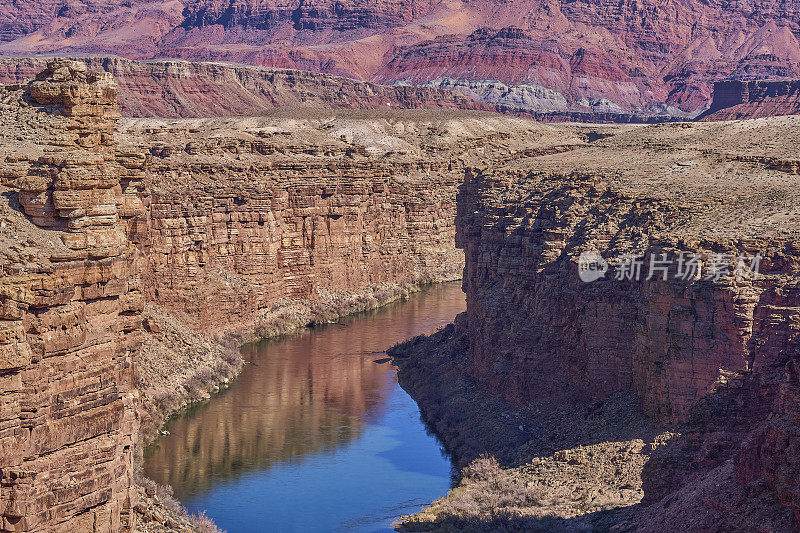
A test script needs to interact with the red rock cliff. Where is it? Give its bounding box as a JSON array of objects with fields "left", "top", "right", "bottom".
[
  {"left": 0, "top": 63, "right": 553, "bottom": 530},
  {"left": 120, "top": 114, "right": 467, "bottom": 333},
  {"left": 455, "top": 118, "right": 800, "bottom": 516},
  {"left": 0, "top": 61, "right": 145, "bottom": 531}
]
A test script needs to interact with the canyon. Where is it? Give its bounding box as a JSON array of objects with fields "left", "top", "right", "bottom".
[
  {"left": 0, "top": 60, "right": 546, "bottom": 531},
  {"left": 2, "top": 1, "right": 800, "bottom": 118},
  {"left": 2, "top": 59, "right": 800, "bottom": 531}
]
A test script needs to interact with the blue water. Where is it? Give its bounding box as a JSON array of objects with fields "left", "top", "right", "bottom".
[{"left": 144, "top": 283, "right": 466, "bottom": 532}]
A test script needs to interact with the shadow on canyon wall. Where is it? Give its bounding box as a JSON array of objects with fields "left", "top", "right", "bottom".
[{"left": 390, "top": 316, "right": 798, "bottom": 531}]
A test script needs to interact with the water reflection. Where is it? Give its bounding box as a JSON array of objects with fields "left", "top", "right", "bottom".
[{"left": 144, "top": 283, "right": 466, "bottom": 532}]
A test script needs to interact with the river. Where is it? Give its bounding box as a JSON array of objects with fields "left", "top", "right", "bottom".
[{"left": 143, "top": 282, "right": 466, "bottom": 532}]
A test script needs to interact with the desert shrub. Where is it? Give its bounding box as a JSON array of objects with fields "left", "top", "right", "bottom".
[
  {"left": 221, "top": 347, "right": 243, "bottom": 366},
  {"left": 153, "top": 483, "right": 184, "bottom": 517},
  {"left": 195, "top": 366, "right": 215, "bottom": 385},
  {"left": 464, "top": 454, "right": 502, "bottom": 482},
  {"left": 191, "top": 511, "right": 223, "bottom": 533}
]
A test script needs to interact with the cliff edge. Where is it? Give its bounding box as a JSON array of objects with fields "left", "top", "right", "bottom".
[{"left": 0, "top": 60, "right": 143, "bottom": 531}]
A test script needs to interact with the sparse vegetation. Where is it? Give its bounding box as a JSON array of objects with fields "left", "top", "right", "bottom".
[
  {"left": 135, "top": 471, "right": 224, "bottom": 532},
  {"left": 243, "top": 283, "right": 421, "bottom": 342}
]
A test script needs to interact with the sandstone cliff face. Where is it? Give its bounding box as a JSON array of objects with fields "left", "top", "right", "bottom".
[
  {"left": 3, "top": 55, "right": 795, "bottom": 125},
  {"left": 0, "top": 56, "right": 680, "bottom": 123},
  {"left": 117, "top": 110, "right": 562, "bottom": 334},
  {"left": 120, "top": 113, "right": 468, "bottom": 333},
  {"left": 453, "top": 117, "right": 800, "bottom": 519},
  {"left": 0, "top": 61, "right": 144, "bottom": 531}
]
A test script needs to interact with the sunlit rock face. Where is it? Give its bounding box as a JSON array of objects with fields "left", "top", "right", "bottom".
[
  {"left": 117, "top": 112, "right": 470, "bottom": 334},
  {"left": 0, "top": 60, "right": 144, "bottom": 531}
]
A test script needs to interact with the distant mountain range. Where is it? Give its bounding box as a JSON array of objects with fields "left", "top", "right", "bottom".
[{"left": 2, "top": 0, "right": 799, "bottom": 117}]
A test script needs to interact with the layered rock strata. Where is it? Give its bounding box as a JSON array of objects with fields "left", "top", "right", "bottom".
[
  {"left": 0, "top": 57, "right": 677, "bottom": 123},
  {"left": 117, "top": 111, "right": 485, "bottom": 334},
  {"left": 701, "top": 79, "right": 800, "bottom": 120},
  {"left": 2, "top": 0, "right": 800, "bottom": 116},
  {"left": 0, "top": 61, "right": 564, "bottom": 531},
  {"left": 4, "top": 57, "right": 794, "bottom": 123},
  {"left": 6, "top": 58, "right": 800, "bottom": 531},
  {"left": 0, "top": 61, "right": 144, "bottom": 531},
  {"left": 457, "top": 119, "right": 800, "bottom": 422},
  {"left": 455, "top": 117, "right": 800, "bottom": 519},
  {"left": 0, "top": 57, "right": 490, "bottom": 119}
]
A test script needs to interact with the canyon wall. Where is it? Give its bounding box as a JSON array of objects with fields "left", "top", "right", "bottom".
[
  {"left": 0, "top": 62, "right": 145, "bottom": 531},
  {"left": 700, "top": 79, "right": 800, "bottom": 120},
  {"left": 4, "top": 58, "right": 798, "bottom": 530},
  {"left": 454, "top": 117, "right": 800, "bottom": 517},
  {"left": 0, "top": 57, "right": 677, "bottom": 123},
  {"left": 122, "top": 114, "right": 466, "bottom": 333},
  {"left": 2, "top": 0, "right": 800, "bottom": 116},
  {"left": 0, "top": 61, "right": 554, "bottom": 530},
  {"left": 0, "top": 59, "right": 466, "bottom": 531},
  {"left": 458, "top": 167, "right": 779, "bottom": 421},
  {"left": 0, "top": 57, "right": 490, "bottom": 119},
  {"left": 3, "top": 57, "right": 794, "bottom": 124}
]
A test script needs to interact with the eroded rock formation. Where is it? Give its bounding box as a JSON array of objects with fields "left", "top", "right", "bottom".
[
  {"left": 3, "top": 56, "right": 796, "bottom": 124},
  {"left": 2, "top": 0, "right": 800, "bottom": 116},
  {"left": 119, "top": 112, "right": 485, "bottom": 334},
  {"left": 0, "top": 60, "right": 144, "bottom": 531}
]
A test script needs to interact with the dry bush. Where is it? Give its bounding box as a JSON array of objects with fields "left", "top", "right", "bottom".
[
  {"left": 221, "top": 347, "right": 243, "bottom": 366},
  {"left": 191, "top": 511, "right": 223, "bottom": 533},
  {"left": 403, "top": 455, "right": 549, "bottom": 531},
  {"left": 463, "top": 454, "right": 502, "bottom": 482}
]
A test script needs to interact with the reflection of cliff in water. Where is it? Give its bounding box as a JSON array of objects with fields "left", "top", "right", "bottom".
[{"left": 143, "top": 326, "right": 395, "bottom": 498}]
